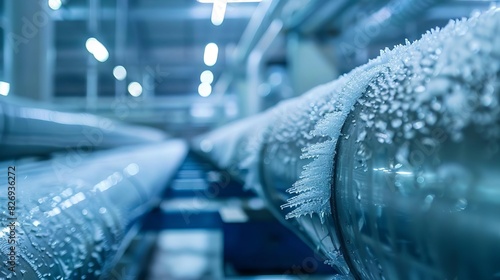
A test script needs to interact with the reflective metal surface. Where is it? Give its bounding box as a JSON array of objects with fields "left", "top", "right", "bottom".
[
  {"left": 259, "top": 140, "right": 348, "bottom": 275},
  {"left": 194, "top": 7, "right": 500, "bottom": 280},
  {"left": 193, "top": 75, "right": 372, "bottom": 276},
  {"left": 334, "top": 97, "right": 500, "bottom": 280},
  {"left": 0, "top": 101, "right": 167, "bottom": 160},
  {"left": 0, "top": 140, "right": 187, "bottom": 279}
]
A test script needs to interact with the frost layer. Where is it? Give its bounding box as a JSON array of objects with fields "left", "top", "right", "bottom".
[
  {"left": 193, "top": 7, "right": 500, "bottom": 275},
  {"left": 286, "top": 7, "right": 500, "bottom": 220}
]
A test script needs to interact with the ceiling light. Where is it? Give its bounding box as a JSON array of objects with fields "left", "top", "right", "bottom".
[
  {"left": 0, "top": 82, "right": 10, "bottom": 96},
  {"left": 200, "top": 70, "right": 214, "bottom": 84},
  {"left": 85, "top": 37, "right": 109, "bottom": 62},
  {"left": 197, "top": 0, "right": 262, "bottom": 3},
  {"left": 203, "top": 43, "right": 218, "bottom": 67},
  {"left": 113, "top": 65, "right": 127, "bottom": 81},
  {"left": 211, "top": 0, "right": 227, "bottom": 26},
  {"left": 48, "top": 0, "right": 62, "bottom": 10},
  {"left": 128, "top": 82, "right": 143, "bottom": 97},
  {"left": 198, "top": 83, "right": 212, "bottom": 97}
]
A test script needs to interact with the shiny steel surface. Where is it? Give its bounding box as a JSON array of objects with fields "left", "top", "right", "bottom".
[
  {"left": 193, "top": 8, "right": 500, "bottom": 279},
  {"left": 0, "top": 140, "right": 187, "bottom": 279},
  {"left": 334, "top": 105, "right": 500, "bottom": 280},
  {"left": 0, "top": 101, "right": 167, "bottom": 160},
  {"left": 259, "top": 141, "right": 348, "bottom": 274}
]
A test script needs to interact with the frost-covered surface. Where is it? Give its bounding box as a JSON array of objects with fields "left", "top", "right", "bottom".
[
  {"left": 0, "top": 101, "right": 168, "bottom": 160},
  {"left": 193, "top": 7, "right": 500, "bottom": 277},
  {"left": 0, "top": 142, "right": 187, "bottom": 279},
  {"left": 279, "top": 64, "right": 387, "bottom": 221},
  {"left": 355, "top": 10, "right": 500, "bottom": 149},
  {"left": 291, "top": 7, "right": 499, "bottom": 222}
]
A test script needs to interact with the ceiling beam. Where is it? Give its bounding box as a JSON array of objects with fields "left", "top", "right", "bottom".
[{"left": 52, "top": 6, "right": 256, "bottom": 21}]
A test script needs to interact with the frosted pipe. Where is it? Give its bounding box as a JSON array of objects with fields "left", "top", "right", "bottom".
[
  {"left": 193, "top": 8, "right": 500, "bottom": 279},
  {"left": 0, "top": 140, "right": 187, "bottom": 279},
  {"left": 0, "top": 101, "right": 167, "bottom": 160}
]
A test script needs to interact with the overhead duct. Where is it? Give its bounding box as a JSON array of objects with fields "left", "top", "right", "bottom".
[
  {"left": 0, "top": 140, "right": 187, "bottom": 279},
  {"left": 193, "top": 8, "right": 500, "bottom": 279}
]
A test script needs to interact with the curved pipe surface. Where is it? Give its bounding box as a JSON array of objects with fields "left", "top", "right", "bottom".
[
  {"left": 0, "top": 101, "right": 167, "bottom": 160},
  {"left": 193, "top": 8, "right": 500, "bottom": 279},
  {"left": 0, "top": 140, "right": 187, "bottom": 279}
]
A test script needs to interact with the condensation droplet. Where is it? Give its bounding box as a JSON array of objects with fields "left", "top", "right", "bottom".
[
  {"left": 391, "top": 119, "right": 402, "bottom": 128},
  {"left": 415, "top": 85, "right": 426, "bottom": 93},
  {"left": 417, "top": 176, "right": 425, "bottom": 184},
  {"left": 454, "top": 198, "right": 468, "bottom": 211},
  {"left": 423, "top": 194, "right": 435, "bottom": 211},
  {"left": 413, "top": 121, "right": 425, "bottom": 130}
]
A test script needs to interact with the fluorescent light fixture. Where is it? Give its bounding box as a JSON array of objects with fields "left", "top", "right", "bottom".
[
  {"left": 200, "top": 70, "right": 214, "bottom": 84},
  {"left": 128, "top": 82, "right": 143, "bottom": 97},
  {"left": 203, "top": 43, "right": 218, "bottom": 67},
  {"left": 85, "top": 37, "right": 109, "bottom": 62},
  {"left": 48, "top": 0, "right": 62, "bottom": 10},
  {"left": 0, "top": 82, "right": 10, "bottom": 96},
  {"left": 211, "top": 0, "right": 227, "bottom": 26},
  {"left": 198, "top": 83, "right": 212, "bottom": 97},
  {"left": 113, "top": 65, "right": 127, "bottom": 81},
  {"left": 198, "top": 0, "right": 262, "bottom": 2}
]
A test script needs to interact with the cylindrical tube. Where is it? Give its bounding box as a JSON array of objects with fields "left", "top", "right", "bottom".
[
  {"left": 0, "top": 101, "right": 167, "bottom": 160},
  {"left": 0, "top": 140, "right": 187, "bottom": 279},
  {"left": 332, "top": 10, "right": 500, "bottom": 280},
  {"left": 335, "top": 106, "right": 500, "bottom": 280},
  {"left": 193, "top": 8, "right": 500, "bottom": 279}
]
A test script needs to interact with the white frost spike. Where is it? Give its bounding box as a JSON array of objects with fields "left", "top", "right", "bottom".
[
  {"left": 284, "top": 8, "right": 500, "bottom": 221},
  {"left": 192, "top": 7, "right": 500, "bottom": 274},
  {"left": 282, "top": 64, "right": 388, "bottom": 221}
]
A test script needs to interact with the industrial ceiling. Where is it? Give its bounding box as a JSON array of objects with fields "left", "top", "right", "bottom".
[
  {"left": 49, "top": 0, "right": 259, "bottom": 98},
  {"left": 0, "top": 0, "right": 496, "bottom": 136}
]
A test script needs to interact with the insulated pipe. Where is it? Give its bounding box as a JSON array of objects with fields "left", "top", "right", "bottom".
[
  {"left": 0, "top": 140, "right": 187, "bottom": 279},
  {"left": 193, "top": 8, "right": 500, "bottom": 279},
  {"left": 0, "top": 101, "right": 167, "bottom": 160}
]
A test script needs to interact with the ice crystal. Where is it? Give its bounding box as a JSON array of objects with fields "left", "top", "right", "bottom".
[
  {"left": 194, "top": 7, "right": 500, "bottom": 276},
  {"left": 281, "top": 63, "right": 388, "bottom": 220},
  {"left": 284, "top": 7, "right": 500, "bottom": 220}
]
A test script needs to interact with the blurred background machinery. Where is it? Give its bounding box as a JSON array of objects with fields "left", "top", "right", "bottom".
[{"left": 0, "top": 0, "right": 499, "bottom": 279}]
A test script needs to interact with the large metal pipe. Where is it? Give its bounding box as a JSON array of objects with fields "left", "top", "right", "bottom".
[
  {"left": 0, "top": 100, "right": 167, "bottom": 160},
  {"left": 193, "top": 8, "right": 500, "bottom": 279},
  {"left": 0, "top": 140, "right": 187, "bottom": 279},
  {"left": 194, "top": 66, "right": 381, "bottom": 276}
]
